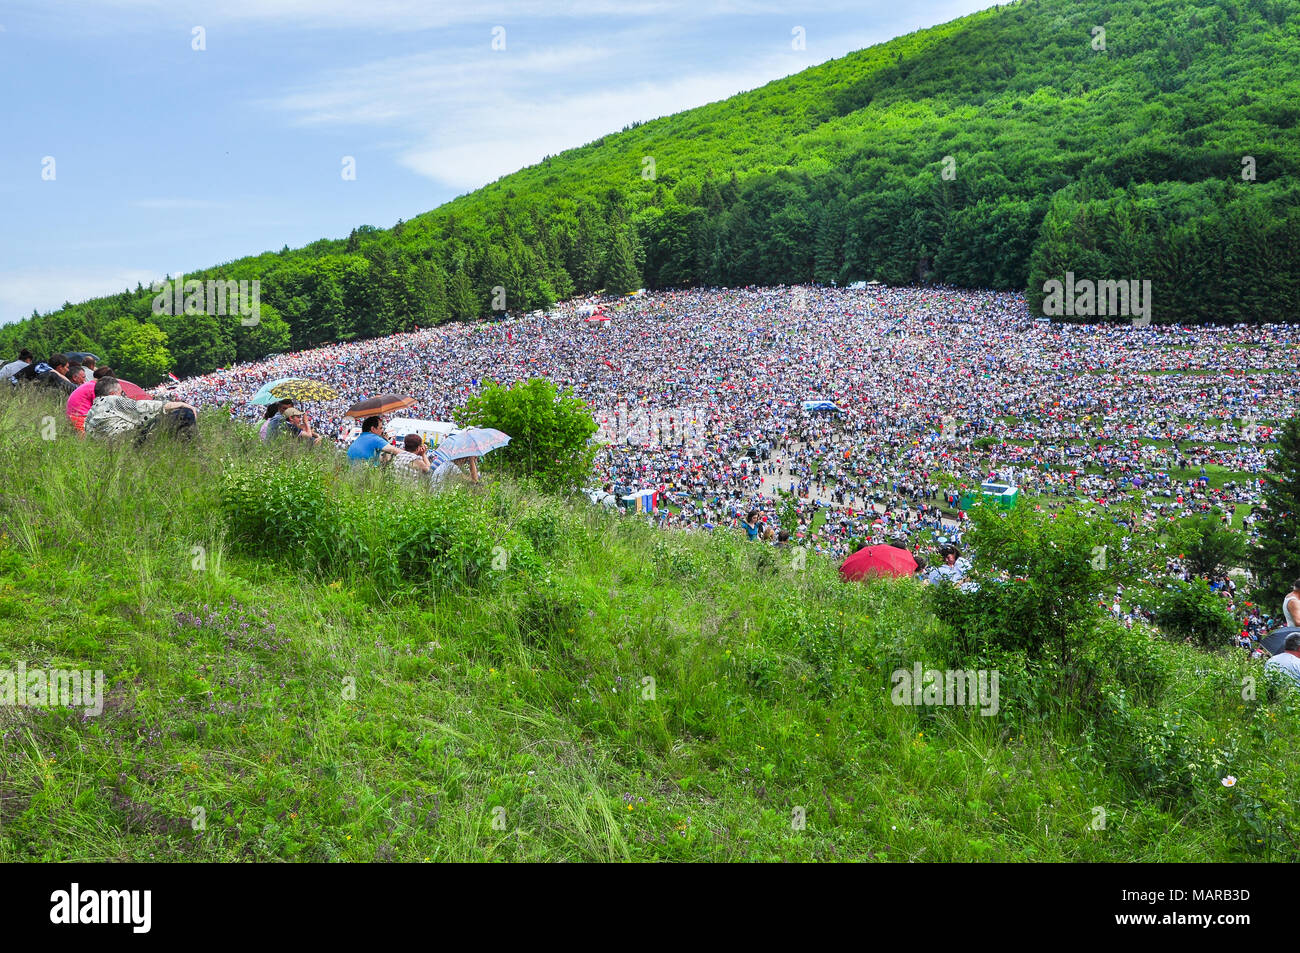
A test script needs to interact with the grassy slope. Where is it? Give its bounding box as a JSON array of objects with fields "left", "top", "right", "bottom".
[{"left": 0, "top": 389, "right": 1295, "bottom": 862}]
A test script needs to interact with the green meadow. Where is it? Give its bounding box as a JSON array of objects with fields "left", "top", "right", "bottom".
[{"left": 1, "top": 389, "right": 1296, "bottom": 861}]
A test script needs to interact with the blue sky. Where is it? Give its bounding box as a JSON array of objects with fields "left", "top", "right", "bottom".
[{"left": 0, "top": 0, "right": 991, "bottom": 324}]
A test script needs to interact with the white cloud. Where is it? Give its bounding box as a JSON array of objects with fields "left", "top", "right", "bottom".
[
  {"left": 0, "top": 267, "right": 161, "bottom": 325},
  {"left": 396, "top": 67, "right": 801, "bottom": 190},
  {"left": 263, "top": 29, "right": 854, "bottom": 191},
  {"left": 48, "top": 0, "right": 701, "bottom": 32}
]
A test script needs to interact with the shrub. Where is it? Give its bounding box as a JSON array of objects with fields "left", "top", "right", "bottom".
[
  {"left": 518, "top": 507, "right": 563, "bottom": 556},
  {"left": 218, "top": 458, "right": 338, "bottom": 565},
  {"left": 455, "top": 378, "right": 598, "bottom": 492},
  {"left": 220, "top": 457, "right": 504, "bottom": 594},
  {"left": 1155, "top": 578, "right": 1237, "bottom": 651}
]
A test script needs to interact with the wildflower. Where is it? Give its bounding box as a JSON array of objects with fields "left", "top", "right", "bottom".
[{"left": 1221, "top": 776, "right": 1237, "bottom": 787}]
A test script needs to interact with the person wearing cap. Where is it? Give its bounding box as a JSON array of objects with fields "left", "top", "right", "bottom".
[{"left": 267, "top": 404, "right": 321, "bottom": 445}]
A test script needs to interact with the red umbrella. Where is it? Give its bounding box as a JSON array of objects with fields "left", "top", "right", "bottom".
[
  {"left": 117, "top": 379, "right": 151, "bottom": 400},
  {"left": 839, "top": 545, "right": 918, "bottom": 582}
]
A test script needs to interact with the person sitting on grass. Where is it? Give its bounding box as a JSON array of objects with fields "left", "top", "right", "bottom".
[
  {"left": 259, "top": 399, "right": 294, "bottom": 442},
  {"left": 1265, "top": 631, "right": 1300, "bottom": 691},
  {"left": 85, "top": 376, "right": 198, "bottom": 443},
  {"left": 14, "top": 352, "right": 75, "bottom": 394},
  {"left": 0, "top": 349, "right": 33, "bottom": 385},
  {"left": 392, "top": 434, "right": 432, "bottom": 484},
  {"left": 266, "top": 404, "right": 321, "bottom": 446},
  {"left": 347, "top": 415, "right": 399, "bottom": 466},
  {"left": 66, "top": 370, "right": 98, "bottom": 433}
]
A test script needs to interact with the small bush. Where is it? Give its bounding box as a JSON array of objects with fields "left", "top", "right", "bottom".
[
  {"left": 518, "top": 508, "right": 563, "bottom": 556},
  {"left": 1155, "top": 579, "right": 1237, "bottom": 651}
]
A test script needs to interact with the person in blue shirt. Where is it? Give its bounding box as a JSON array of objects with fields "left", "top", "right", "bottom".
[{"left": 347, "top": 415, "right": 399, "bottom": 466}]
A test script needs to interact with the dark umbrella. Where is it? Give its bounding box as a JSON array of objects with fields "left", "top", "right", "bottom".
[
  {"left": 839, "top": 544, "right": 918, "bottom": 581},
  {"left": 1261, "top": 627, "right": 1300, "bottom": 656},
  {"left": 344, "top": 394, "right": 416, "bottom": 418}
]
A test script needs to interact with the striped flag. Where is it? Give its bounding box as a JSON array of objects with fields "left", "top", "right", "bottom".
[{"left": 168, "top": 372, "right": 181, "bottom": 383}]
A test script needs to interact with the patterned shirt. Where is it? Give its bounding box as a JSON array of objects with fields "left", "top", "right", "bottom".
[
  {"left": 85, "top": 395, "right": 167, "bottom": 438},
  {"left": 392, "top": 450, "right": 428, "bottom": 484}
]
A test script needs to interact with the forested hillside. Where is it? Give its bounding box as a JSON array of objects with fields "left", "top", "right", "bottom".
[{"left": 5, "top": 0, "right": 1300, "bottom": 383}]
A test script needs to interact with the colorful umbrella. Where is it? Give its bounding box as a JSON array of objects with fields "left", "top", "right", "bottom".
[
  {"left": 249, "top": 376, "right": 306, "bottom": 406},
  {"left": 265, "top": 379, "right": 340, "bottom": 402},
  {"left": 344, "top": 394, "right": 416, "bottom": 418},
  {"left": 436, "top": 427, "right": 511, "bottom": 461}
]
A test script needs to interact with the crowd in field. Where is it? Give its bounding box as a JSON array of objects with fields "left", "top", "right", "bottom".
[
  {"left": 150, "top": 284, "right": 1289, "bottom": 558},
  {"left": 6, "top": 284, "right": 1298, "bottom": 665}
]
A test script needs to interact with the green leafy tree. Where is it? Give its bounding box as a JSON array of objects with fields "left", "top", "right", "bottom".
[
  {"left": 602, "top": 228, "right": 641, "bottom": 295},
  {"left": 455, "top": 377, "right": 598, "bottom": 492},
  {"left": 933, "top": 505, "right": 1115, "bottom": 665},
  {"left": 447, "top": 271, "right": 479, "bottom": 320},
  {"left": 1252, "top": 413, "right": 1300, "bottom": 605},
  {"left": 234, "top": 302, "right": 291, "bottom": 364},
  {"left": 1155, "top": 578, "right": 1238, "bottom": 651},
  {"left": 101, "top": 319, "right": 172, "bottom": 384},
  {"left": 1171, "top": 516, "right": 1247, "bottom": 579},
  {"left": 163, "top": 311, "right": 235, "bottom": 378}
]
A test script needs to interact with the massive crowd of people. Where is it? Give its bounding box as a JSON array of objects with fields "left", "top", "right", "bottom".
[
  {"left": 146, "top": 285, "right": 1288, "bottom": 554},
  {"left": 7, "top": 284, "right": 1296, "bottom": 660}
]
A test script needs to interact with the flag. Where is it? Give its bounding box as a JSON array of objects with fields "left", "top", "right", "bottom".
[{"left": 168, "top": 372, "right": 181, "bottom": 383}]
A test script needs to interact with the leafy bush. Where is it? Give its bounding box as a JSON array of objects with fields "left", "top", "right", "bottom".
[
  {"left": 455, "top": 378, "right": 597, "bottom": 492},
  {"left": 1171, "top": 518, "right": 1247, "bottom": 578},
  {"left": 652, "top": 537, "right": 703, "bottom": 578},
  {"left": 1096, "top": 689, "right": 1209, "bottom": 804},
  {"left": 935, "top": 505, "right": 1115, "bottom": 664},
  {"left": 518, "top": 507, "right": 563, "bottom": 556},
  {"left": 218, "top": 457, "right": 338, "bottom": 564},
  {"left": 1155, "top": 579, "right": 1237, "bottom": 651},
  {"left": 1088, "top": 619, "right": 1173, "bottom": 705}
]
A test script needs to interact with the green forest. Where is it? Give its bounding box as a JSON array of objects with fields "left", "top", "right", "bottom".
[{"left": 4, "top": 0, "right": 1299, "bottom": 384}]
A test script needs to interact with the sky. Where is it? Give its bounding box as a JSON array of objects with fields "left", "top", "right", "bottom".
[{"left": 0, "top": 0, "right": 992, "bottom": 325}]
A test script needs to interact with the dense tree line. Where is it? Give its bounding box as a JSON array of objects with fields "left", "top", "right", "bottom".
[{"left": 4, "top": 0, "right": 1299, "bottom": 384}]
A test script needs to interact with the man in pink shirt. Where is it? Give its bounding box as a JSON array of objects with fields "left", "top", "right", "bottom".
[{"left": 66, "top": 375, "right": 97, "bottom": 433}]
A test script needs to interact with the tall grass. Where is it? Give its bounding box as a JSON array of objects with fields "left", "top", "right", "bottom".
[{"left": 0, "top": 389, "right": 1296, "bottom": 861}]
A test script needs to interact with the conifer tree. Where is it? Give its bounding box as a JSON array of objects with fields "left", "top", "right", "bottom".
[{"left": 1251, "top": 413, "right": 1300, "bottom": 606}]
